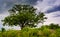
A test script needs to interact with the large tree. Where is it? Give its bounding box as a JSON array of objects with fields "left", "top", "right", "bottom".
[{"left": 2, "top": 4, "right": 47, "bottom": 29}]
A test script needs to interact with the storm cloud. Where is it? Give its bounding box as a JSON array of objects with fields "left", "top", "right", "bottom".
[
  {"left": 0, "top": 0, "right": 39, "bottom": 14},
  {"left": 46, "top": 5, "right": 60, "bottom": 13}
]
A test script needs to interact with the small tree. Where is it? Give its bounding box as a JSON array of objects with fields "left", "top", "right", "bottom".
[
  {"left": 2, "top": 4, "right": 47, "bottom": 29},
  {"left": 1, "top": 28, "right": 6, "bottom": 32},
  {"left": 49, "top": 23, "right": 60, "bottom": 29}
]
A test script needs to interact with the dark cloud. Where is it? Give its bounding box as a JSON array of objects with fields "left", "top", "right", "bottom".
[
  {"left": 46, "top": 5, "right": 60, "bottom": 13},
  {"left": 0, "top": 0, "right": 39, "bottom": 14}
]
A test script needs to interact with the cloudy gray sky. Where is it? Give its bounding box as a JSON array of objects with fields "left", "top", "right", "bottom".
[{"left": 0, "top": 0, "right": 60, "bottom": 29}]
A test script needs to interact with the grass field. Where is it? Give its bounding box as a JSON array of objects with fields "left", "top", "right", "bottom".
[{"left": 0, "top": 26, "right": 60, "bottom": 37}]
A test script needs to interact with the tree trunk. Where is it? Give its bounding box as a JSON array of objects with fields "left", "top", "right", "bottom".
[
  {"left": 19, "top": 24, "right": 25, "bottom": 30},
  {"left": 21, "top": 24, "right": 24, "bottom": 29}
]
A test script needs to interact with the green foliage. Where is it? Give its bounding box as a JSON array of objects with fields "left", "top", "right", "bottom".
[
  {"left": 41, "top": 23, "right": 60, "bottom": 29},
  {"left": 0, "top": 26, "right": 60, "bottom": 37},
  {"left": 2, "top": 4, "right": 47, "bottom": 29},
  {"left": 49, "top": 23, "right": 60, "bottom": 29},
  {"left": 1, "top": 27, "right": 6, "bottom": 32}
]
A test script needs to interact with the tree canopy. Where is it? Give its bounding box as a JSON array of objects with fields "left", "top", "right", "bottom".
[{"left": 2, "top": 4, "right": 47, "bottom": 29}]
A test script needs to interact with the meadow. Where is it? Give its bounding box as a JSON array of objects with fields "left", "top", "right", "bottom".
[{"left": 0, "top": 24, "right": 60, "bottom": 37}]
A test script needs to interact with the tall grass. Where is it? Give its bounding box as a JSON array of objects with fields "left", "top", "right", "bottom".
[{"left": 0, "top": 27, "right": 60, "bottom": 37}]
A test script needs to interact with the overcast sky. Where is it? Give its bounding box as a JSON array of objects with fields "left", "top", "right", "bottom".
[{"left": 0, "top": 0, "right": 60, "bottom": 30}]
